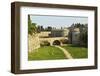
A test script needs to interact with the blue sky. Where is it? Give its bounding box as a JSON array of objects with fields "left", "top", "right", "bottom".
[{"left": 30, "top": 15, "right": 88, "bottom": 28}]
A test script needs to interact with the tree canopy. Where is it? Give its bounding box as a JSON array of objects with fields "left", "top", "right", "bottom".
[{"left": 28, "top": 15, "right": 37, "bottom": 35}]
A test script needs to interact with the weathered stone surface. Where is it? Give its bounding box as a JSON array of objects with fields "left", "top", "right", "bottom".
[{"left": 28, "top": 33, "right": 40, "bottom": 52}]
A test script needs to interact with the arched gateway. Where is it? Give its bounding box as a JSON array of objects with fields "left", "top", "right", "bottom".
[
  {"left": 39, "top": 37, "right": 68, "bottom": 46},
  {"left": 53, "top": 40, "right": 61, "bottom": 45}
]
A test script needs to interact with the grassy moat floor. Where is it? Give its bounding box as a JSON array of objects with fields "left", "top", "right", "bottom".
[
  {"left": 61, "top": 44, "right": 88, "bottom": 58},
  {"left": 28, "top": 46, "right": 66, "bottom": 60},
  {"left": 28, "top": 44, "right": 88, "bottom": 61}
]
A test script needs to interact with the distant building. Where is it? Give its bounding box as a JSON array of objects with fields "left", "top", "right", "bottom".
[
  {"left": 68, "top": 25, "right": 87, "bottom": 45},
  {"left": 51, "top": 29, "right": 64, "bottom": 37},
  {"left": 51, "top": 28, "right": 69, "bottom": 37},
  {"left": 63, "top": 29, "right": 69, "bottom": 37},
  {"left": 71, "top": 28, "right": 80, "bottom": 44},
  {"left": 38, "top": 24, "right": 87, "bottom": 45}
]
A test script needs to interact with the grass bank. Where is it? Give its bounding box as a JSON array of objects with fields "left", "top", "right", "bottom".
[{"left": 28, "top": 46, "right": 66, "bottom": 60}]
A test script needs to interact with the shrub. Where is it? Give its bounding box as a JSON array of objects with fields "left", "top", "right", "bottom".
[
  {"left": 60, "top": 39, "right": 68, "bottom": 44},
  {"left": 40, "top": 41, "right": 50, "bottom": 46}
]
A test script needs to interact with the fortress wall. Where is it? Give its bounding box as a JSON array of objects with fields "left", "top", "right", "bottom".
[
  {"left": 38, "top": 32, "right": 51, "bottom": 37},
  {"left": 39, "top": 37, "right": 68, "bottom": 45},
  {"left": 28, "top": 34, "right": 40, "bottom": 52}
]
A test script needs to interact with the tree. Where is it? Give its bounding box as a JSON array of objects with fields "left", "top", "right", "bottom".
[
  {"left": 44, "top": 26, "right": 52, "bottom": 31},
  {"left": 47, "top": 26, "right": 52, "bottom": 31},
  {"left": 40, "top": 26, "right": 44, "bottom": 31},
  {"left": 28, "top": 15, "right": 37, "bottom": 35},
  {"left": 82, "top": 31, "right": 88, "bottom": 45},
  {"left": 37, "top": 26, "right": 41, "bottom": 33}
]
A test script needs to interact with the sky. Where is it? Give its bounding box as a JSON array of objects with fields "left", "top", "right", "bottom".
[{"left": 30, "top": 15, "right": 88, "bottom": 28}]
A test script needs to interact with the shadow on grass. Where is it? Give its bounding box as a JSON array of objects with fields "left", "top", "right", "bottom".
[{"left": 67, "top": 44, "right": 87, "bottom": 48}]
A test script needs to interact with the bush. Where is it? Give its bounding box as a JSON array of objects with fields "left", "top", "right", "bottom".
[
  {"left": 60, "top": 39, "right": 68, "bottom": 44},
  {"left": 40, "top": 41, "right": 50, "bottom": 46}
]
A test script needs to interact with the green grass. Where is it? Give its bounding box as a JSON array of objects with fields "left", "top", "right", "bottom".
[
  {"left": 61, "top": 44, "right": 88, "bottom": 58},
  {"left": 28, "top": 46, "right": 66, "bottom": 60}
]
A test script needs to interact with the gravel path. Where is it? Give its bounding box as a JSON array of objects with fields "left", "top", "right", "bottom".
[{"left": 55, "top": 46, "right": 73, "bottom": 59}]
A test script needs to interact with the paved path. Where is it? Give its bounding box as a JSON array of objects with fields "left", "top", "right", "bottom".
[{"left": 55, "top": 46, "right": 73, "bottom": 59}]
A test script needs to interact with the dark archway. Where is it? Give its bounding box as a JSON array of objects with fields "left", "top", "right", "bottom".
[{"left": 53, "top": 40, "right": 61, "bottom": 45}]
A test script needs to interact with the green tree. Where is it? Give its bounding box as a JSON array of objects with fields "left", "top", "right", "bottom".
[
  {"left": 45, "top": 26, "right": 52, "bottom": 31},
  {"left": 28, "top": 15, "right": 37, "bottom": 35},
  {"left": 82, "top": 31, "right": 88, "bottom": 45}
]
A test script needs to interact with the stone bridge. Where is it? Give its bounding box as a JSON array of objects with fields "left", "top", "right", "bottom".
[{"left": 39, "top": 37, "right": 68, "bottom": 46}]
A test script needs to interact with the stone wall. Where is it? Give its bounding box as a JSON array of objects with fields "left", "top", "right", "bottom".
[
  {"left": 39, "top": 37, "right": 68, "bottom": 46},
  {"left": 28, "top": 33, "right": 40, "bottom": 52},
  {"left": 38, "top": 31, "right": 51, "bottom": 37}
]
